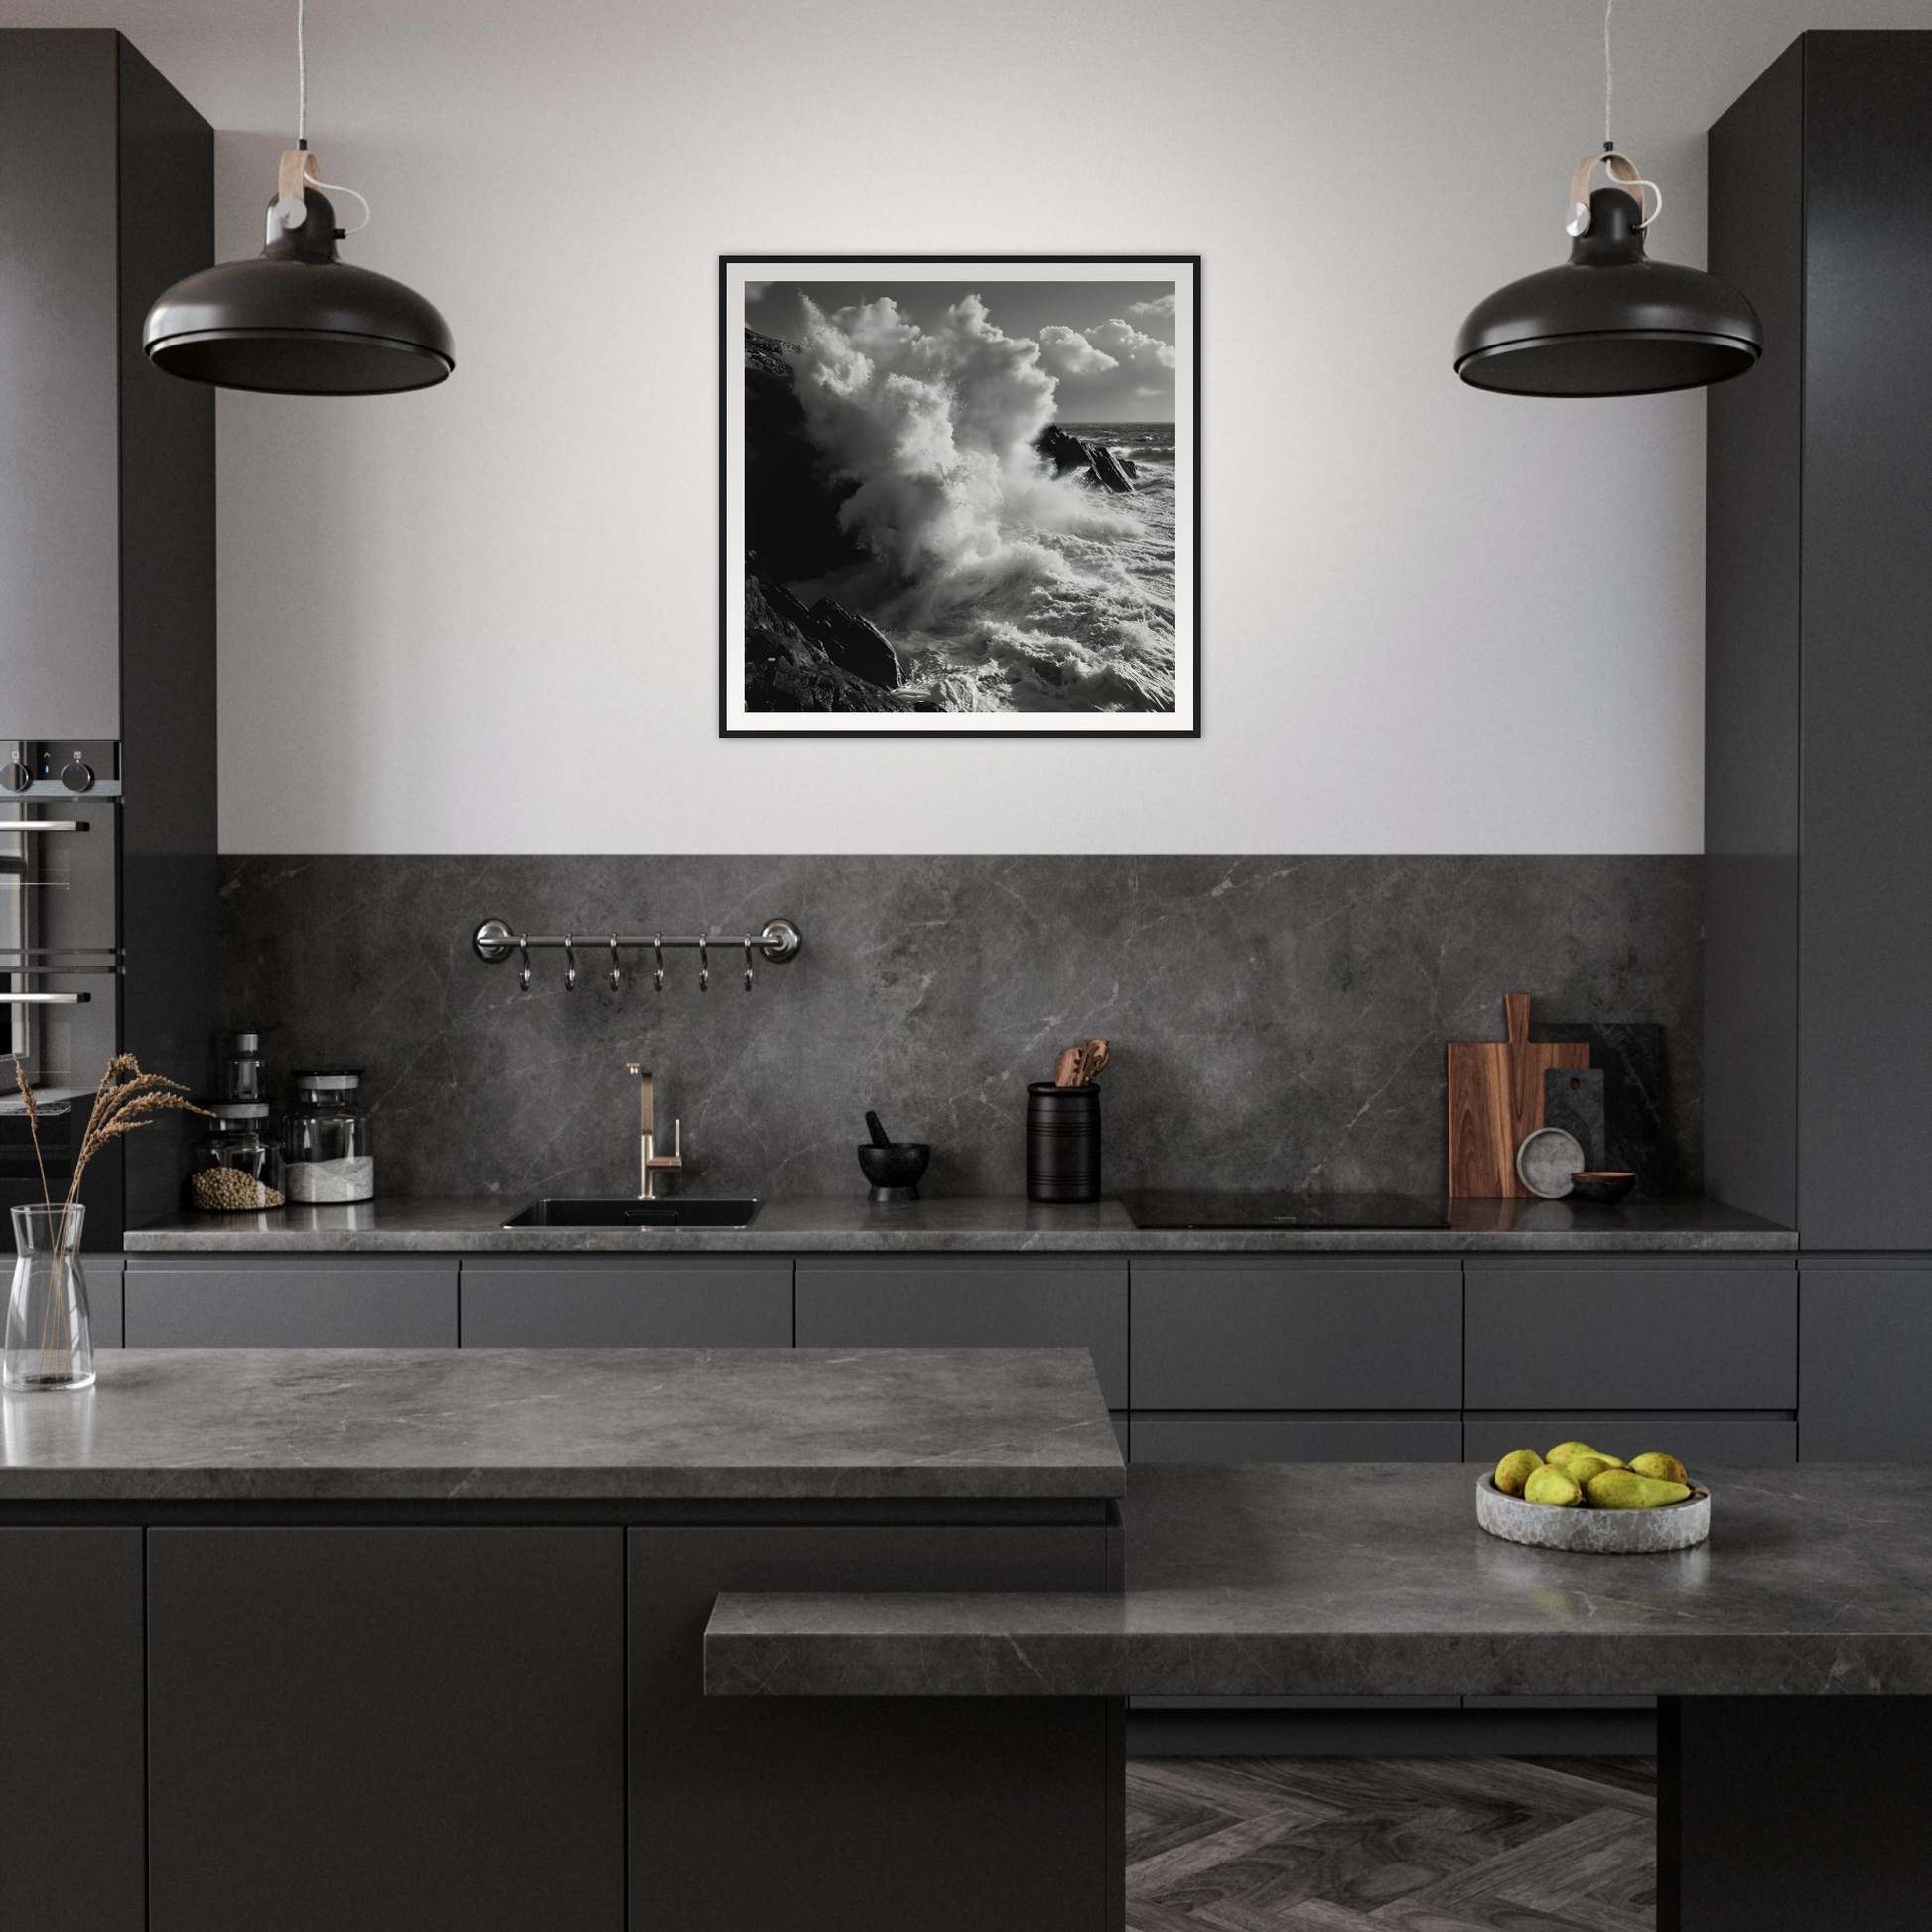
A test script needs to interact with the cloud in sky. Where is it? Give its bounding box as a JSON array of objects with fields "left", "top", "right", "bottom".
[
  {"left": 1035, "top": 314, "right": 1178, "bottom": 421},
  {"left": 1128, "top": 292, "right": 1175, "bottom": 317},
  {"left": 744, "top": 281, "right": 771, "bottom": 301},
  {"left": 1037, "top": 325, "right": 1119, "bottom": 376}
]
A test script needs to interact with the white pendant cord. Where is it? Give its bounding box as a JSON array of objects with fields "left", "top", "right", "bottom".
[
  {"left": 283, "top": 0, "right": 371, "bottom": 235},
  {"left": 1603, "top": 0, "right": 1613, "bottom": 148}
]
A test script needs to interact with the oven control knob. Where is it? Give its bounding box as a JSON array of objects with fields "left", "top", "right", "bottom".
[
  {"left": 0, "top": 761, "right": 29, "bottom": 793},
  {"left": 60, "top": 760, "right": 94, "bottom": 794}
]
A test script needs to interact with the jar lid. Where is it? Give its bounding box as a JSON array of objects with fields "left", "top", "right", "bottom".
[
  {"left": 291, "top": 1069, "right": 362, "bottom": 1092},
  {"left": 207, "top": 1100, "right": 270, "bottom": 1122},
  {"left": 222, "top": 1031, "right": 262, "bottom": 1055}
]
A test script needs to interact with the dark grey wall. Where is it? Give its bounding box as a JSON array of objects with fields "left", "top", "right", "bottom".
[{"left": 218, "top": 856, "right": 1703, "bottom": 1202}]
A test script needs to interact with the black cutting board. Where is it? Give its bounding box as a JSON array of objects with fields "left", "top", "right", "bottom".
[{"left": 1531, "top": 1022, "right": 1683, "bottom": 1197}]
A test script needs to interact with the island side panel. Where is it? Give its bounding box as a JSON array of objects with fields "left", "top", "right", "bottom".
[
  {"left": 147, "top": 1526, "right": 625, "bottom": 1932},
  {"left": 1663, "top": 1696, "right": 1932, "bottom": 1932},
  {"left": 630, "top": 1521, "right": 1122, "bottom": 1932},
  {"left": 0, "top": 1528, "right": 145, "bottom": 1932}
]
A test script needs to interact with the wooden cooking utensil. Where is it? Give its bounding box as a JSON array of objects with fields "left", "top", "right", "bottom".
[
  {"left": 1085, "top": 1039, "right": 1110, "bottom": 1080},
  {"left": 1053, "top": 1047, "right": 1080, "bottom": 1087},
  {"left": 1448, "top": 993, "right": 1589, "bottom": 1198}
]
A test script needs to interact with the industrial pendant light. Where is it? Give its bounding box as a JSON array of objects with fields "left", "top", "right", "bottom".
[
  {"left": 143, "top": 1, "right": 453, "bottom": 395},
  {"left": 1453, "top": 1, "right": 1759, "bottom": 397}
]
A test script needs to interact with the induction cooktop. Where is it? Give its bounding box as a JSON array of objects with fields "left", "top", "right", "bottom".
[{"left": 1118, "top": 1191, "right": 1450, "bottom": 1230}]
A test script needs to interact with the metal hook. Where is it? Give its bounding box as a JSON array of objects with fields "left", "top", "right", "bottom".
[
  {"left": 698, "top": 937, "right": 709, "bottom": 994},
  {"left": 744, "top": 938, "right": 754, "bottom": 993},
  {"left": 608, "top": 936, "right": 621, "bottom": 991},
  {"left": 653, "top": 937, "right": 664, "bottom": 994},
  {"left": 517, "top": 934, "right": 531, "bottom": 993},
  {"left": 563, "top": 935, "right": 577, "bottom": 992}
]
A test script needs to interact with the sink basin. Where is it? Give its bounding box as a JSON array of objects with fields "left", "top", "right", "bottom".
[{"left": 502, "top": 1197, "right": 761, "bottom": 1229}]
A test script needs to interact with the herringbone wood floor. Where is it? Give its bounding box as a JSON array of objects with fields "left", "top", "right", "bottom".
[{"left": 1126, "top": 1756, "right": 1657, "bottom": 1931}]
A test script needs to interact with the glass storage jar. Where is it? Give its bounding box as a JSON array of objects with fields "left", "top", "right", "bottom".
[
  {"left": 283, "top": 1069, "right": 375, "bottom": 1203},
  {"left": 189, "top": 1103, "right": 287, "bottom": 1211},
  {"left": 214, "top": 1030, "right": 267, "bottom": 1102}
]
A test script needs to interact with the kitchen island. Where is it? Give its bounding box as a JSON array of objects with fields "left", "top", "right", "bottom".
[
  {"left": 712, "top": 1460, "right": 1932, "bottom": 1931},
  {"left": 0, "top": 1346, "right": 1125, "bottom": 1932}
]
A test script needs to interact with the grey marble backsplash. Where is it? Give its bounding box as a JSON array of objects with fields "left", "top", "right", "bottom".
[{"left": 217, "top": 856, "right": 1703, "bottom": 1202}]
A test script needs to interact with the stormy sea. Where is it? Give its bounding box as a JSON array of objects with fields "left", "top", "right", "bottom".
[{"left": 743, "top": 297, "right": 1179, "bottom": 716}]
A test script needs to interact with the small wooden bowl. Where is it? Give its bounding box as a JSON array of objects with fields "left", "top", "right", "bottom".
[{"left": 1569, "top": 1171, "right": 1637, "bottom": 1204}]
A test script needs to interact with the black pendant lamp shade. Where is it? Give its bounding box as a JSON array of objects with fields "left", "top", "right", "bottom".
[
  {"left": 144, "top": 155, "right": 454, "bottom": 395},
  {"left": 1455, "top": 157, "right": 1761, "bottom": 398}
]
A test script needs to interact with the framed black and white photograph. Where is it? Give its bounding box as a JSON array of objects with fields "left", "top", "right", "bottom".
[{"left": 721, "top": 255, "right": 1199, "bottom": 736}]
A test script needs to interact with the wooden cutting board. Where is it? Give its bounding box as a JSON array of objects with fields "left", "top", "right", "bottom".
[{"left": 1448, "top": 993, "right": 1589, "bottom": 1198}]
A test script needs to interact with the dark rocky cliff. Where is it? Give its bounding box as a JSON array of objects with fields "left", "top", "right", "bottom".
[
  {"left": 743, "top": 573, "right": 915, "bottom": 713},
  {"left": 1033, "top": 423, "right": 1137, "bottom": 494},
  {"left": 743, "top": 328, "right": 865, "bottom": 582}
]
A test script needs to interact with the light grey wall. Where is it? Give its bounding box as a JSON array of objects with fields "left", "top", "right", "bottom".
[
  {"left": 3, "top": 0, "right": 1924, "bottom": 854},
  {"left": 219, "top": 853, "right": 1703, "bottom": 1198}
]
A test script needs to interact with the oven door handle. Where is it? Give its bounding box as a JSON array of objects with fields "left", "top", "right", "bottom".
[
  {"left": 0, "top": 992, "right": 90, "bottom": 1005},
  {"left": 0, "top": 820, "right": 89, "bottom": 834}
]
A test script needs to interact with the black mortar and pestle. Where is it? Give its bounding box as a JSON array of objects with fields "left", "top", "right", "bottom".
[{"left": 858, "top": 1110, "right": 930, "bottom": 1203}]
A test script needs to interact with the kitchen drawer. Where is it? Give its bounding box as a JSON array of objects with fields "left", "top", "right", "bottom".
[
  {"left": 794, "top": 1257, "right": 1127, "bottom": 1409},
  {"left": 124, "top": 1257, "right": 458, "bottom": 1348},
  {"left": 1131, "top": 1258, "right": 1461, "bottom": 1411},
  {"left": 1464, "top": 1259, "right": 1796, "bottom": 1410},
  {"left": 460, "top": 1256, "right": 791, "bottom": 1348},
  {"left": 1131, "top": 1413, "right": 1463, "bottom": 1463},
  {"left": 1463, "top": 1412, "right": 1797, "bottom": 1465},
  {"left": 80, "top": 1254, "right": 123, "bottom": 1348},
  {"left": 1800, "top": 1262, "right": 1932, "bottom": 1457}
]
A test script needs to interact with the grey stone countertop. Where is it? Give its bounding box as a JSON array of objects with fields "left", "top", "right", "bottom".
[
  {"left": 121, "top": 1194, "right": 1796, "bottom": 1254},
  {"left": 0, "top": 1347, "right": 1123, "bottom": 1503},
  {"left": 706, "top": 1461, "right": 1932, "bottom": 1698}
]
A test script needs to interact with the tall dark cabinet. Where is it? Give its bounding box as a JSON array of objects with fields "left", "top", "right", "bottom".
[
  {"left": 0, "top": 31, "right": 215, "bottom": 1247},
  {"left": 1707, "top": 31, "right": 1932, "bottom": 1255}
]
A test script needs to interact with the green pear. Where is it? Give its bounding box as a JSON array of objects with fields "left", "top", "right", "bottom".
[
  {"left": 1546, "top": 1440, "right": 1599, "bottom": 1464},
  {"left": 1494, "top": 1449, "right": 1543, "bottom": 1496},
  {"left": 1628, "top": 1452, "right": 1690, "bottom": 1486},
  {"left": 1561, "top": 1452, "right": 1620, "bottom": 1486},
  {"left": 1524, "top": 1465, "right": 1584, "bottom": 1507},
  {"left": 1585, "top": 1470, "right": 1693, "bottom": 1510}
]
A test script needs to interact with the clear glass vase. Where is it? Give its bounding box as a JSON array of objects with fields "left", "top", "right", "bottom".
[{"left": 5, "top": 1204, "right": 95, "bottom": 1393}]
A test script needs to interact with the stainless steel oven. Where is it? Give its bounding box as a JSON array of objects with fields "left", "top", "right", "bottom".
[{"left": 2, "top": 740, "right": 125, "bottom": 1236}]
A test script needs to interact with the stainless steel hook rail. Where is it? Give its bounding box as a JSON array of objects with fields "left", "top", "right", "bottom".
[{"left": 472, "top": 917, "right": 801, "bottom": 995}]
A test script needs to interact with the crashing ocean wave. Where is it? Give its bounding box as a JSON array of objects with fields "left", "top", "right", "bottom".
[{"left": 783, "top": 295, "right": 1177, "bottom": 714}]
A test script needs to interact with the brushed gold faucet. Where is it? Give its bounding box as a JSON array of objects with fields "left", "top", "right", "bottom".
[{"left": 625, "top": 1062, "right": 683, "bottom": 1199}]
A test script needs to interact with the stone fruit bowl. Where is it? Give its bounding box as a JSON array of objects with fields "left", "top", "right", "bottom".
[{"left": 1477, "top": 1474, "right": 1710, "bottom": 1553}]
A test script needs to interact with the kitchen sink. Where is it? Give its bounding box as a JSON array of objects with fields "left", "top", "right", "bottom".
[{"left": 502, "top": 1197, "right": 762, "bottom": 1229}]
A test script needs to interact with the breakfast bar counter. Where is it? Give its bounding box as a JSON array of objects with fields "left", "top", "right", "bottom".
[{"left": 709, "top": 1460, "right": 1932, "bottom": 1931}]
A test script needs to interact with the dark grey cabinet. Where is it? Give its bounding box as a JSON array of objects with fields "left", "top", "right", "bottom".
[
  {"left": 0, "top": 1529, "right": 145, "bottom": 1932},
  {"left": 147, "top": 1527, "right": 625, "bottom": 1932},
  {"left": 460, "top": 1255, "right": 791, "bottom": 1347},
  {"left": 0, "top": 30, "right": 216, "bottom": 1244},
  {"left": 82, "top": 1255, "right": 123, "bottom": 1348},
  {"left": 795, "top": 1256, "right": 1128, "bottom": 1409},
  {"left": 1800, "top": 1262, "right": 1932, "bottom": 1457},
  {"left": 125, "top": 1256, "right": 458, "bottom": 1346},
  {"left": 1708, "top": 32, "right": 1932, "bottom": 1250},
  {"left": 1463, "top": 1413, "right": 1797, "bottom": 1466},
  {"left": 1132, "top": 1258, "right": 1461, "bottom": 1411},
  {"left": 1464, "top": 1260, "right": 1796, "bottom": 1411},
  {"left": 629, "top": 1522, "right": 1116, "bottom": 1932},
  {"left": 1133, "top": 1414, "right": 1461, "bottom": 1463}
]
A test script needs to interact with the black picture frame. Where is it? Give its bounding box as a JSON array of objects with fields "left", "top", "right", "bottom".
[{"left": 720, "top": 254, "right": 1201, "bottom": 738}]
